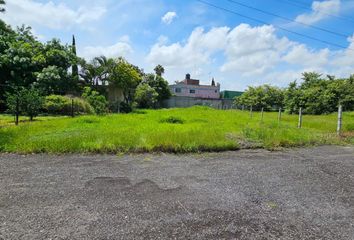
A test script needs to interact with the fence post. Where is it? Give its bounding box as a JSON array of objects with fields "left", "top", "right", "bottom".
[
  {"left": 278, "top": 107, "right": 282, "bottom": 123},
  {"left": 261, "top": 107, "right": 264, "bottom": 123},
  {"left": 242, "top": 105, "right": 244, "bottom": 111},
  {"left": 15, "top": 94, "right": 19, "bottom": 125},
  {"left": 71, "top": 98, "right": 74, "bottom": 118},
  {"left": 337, "top": 105, "right": 342, "bottom": 136},
  {"left": 298, "top": 107, "right": 302, "bottom": 128},
  {"left": 250, "top": 105, "right": 253, "bottom": 118}
]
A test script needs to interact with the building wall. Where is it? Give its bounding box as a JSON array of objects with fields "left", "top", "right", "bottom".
[
  {"left": 170, "top": 84, "right": 220, "bottom": 99},
  {"left": 163, "top": 96, "right": 236, "bottom": 109},
  {"left": 107, "top": 86, "right": 124, "bottom": 104}
]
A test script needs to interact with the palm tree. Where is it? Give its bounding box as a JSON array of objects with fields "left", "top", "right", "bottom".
[
  {"left": 94, "top": 56, "right": 115, "bottom": 86},
  {"left": 154, "top": 64, "right": 164, "bottom": 77},
  {"left": 0, "top": 0, "right": 5, "bottom": 13}
]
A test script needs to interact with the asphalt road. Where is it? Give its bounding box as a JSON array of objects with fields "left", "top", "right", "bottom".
[{"left": 0, "top": 146, "right": 353, "bottom": 240}]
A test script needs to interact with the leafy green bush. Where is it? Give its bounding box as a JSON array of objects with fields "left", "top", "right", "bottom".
[
  {"left": 134, "top": 83, "right": 158, "bottom": 109},
  {"left": 5, "top": 87, "right": 44, "bottom": 121},
  {"left": 82, "top": 87, "right": 108, "bottom": 115},
  {"left": 119, "top": 101, "right": 133, "bottom": 113},
  {"left": 44, "top": 95, "right": 94, "bottom": 115}
]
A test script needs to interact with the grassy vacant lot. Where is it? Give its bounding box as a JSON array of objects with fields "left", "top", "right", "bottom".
[{"left": 0, "top": 106, "right": 353, "bottom": 153}]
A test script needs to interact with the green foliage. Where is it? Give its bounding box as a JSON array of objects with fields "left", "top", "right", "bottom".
[
  {"left": 134, "top": 83, "right": 158, "bottom": 109},
  {"left": 80, "top": 56, "right": 115, "bottom": 87},
  {"left": 82, "top": 87, "right": 108, "bottom": 114},
  {"left": 44, "top": 95, "right": 94, "bottom": 115},
  {"left": 6, "top": 87, "right": 43, "bottom": 121},
  {"left": 119, "top": 101, "right": 133, "bottom": 113},
  {"left": 284, "top": 72, "right": 354, "bottom": 114},
  {"left": 0, "top": 0, "right": 5, "bottom": 13},
  {"left": 23, "top": 88, "right": 44, "bottom": 120},
  {"left": 34, "top": 66, "right": 62, "bottom": 95},
  {"left": 154, "top": 64, "right": 165, "bottom": 76},
  {"left": 0, "top": 24, "right": 80, "bottom": 110},
  {"left": 143, "top": 73, "right": 171, "bottom": 105},
  {"left": 234, "top": 85, "right": 284, "bottom": 111},
  {"left": 109, "top": 58, "right": 142, "bottom": 104}
]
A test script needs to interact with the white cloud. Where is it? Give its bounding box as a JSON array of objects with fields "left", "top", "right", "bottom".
[
  {"left": 119, "top": 35, "right": 131, "bottom": 43},
  {"left": 161, "top": 11, "right": 177, "bottom": 25},
  {"left": 295, "top": 0, "right": 341, "bottom": 24},
  {"left": 81, "top": 42, "right": 133, "bottom": 60},
  {"left": 146, "top": 24, "right": 354, "bottom": 90},
  {"left": 146, "top": 27, "right": 229, "bottom": 68},
  {"left": 1, "top": 0, "right": 106, "bottom": 29},
  {"left": 282, "top": 44, "right": 330, "bottom": 67},
  {"left": 220, "top": 24, "right": 292, "bottom": 76}
]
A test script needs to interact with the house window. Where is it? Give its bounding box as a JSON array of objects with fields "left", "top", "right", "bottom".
[
  {"left": 215, "top": 90, "right": 218, "bottom": 93},
  {"left": 190, "top": 89, "right": 196, "bottom": 94},
  {"left": 175, "top": 88, "right": 181, "bottom": 93}
]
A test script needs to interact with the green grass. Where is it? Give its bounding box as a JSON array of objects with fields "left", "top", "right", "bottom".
[{"left": 0, "top": 106, "right": 353, "bottom": 153}]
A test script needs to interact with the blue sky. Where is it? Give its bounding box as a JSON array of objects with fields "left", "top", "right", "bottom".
[{"left": 1, "top": 0, "right": 354, "bottom": 90}]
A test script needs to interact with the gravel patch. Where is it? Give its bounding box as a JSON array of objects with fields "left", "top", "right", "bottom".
[{"left": 0, "top": 146, "right": 353, "bottom": 239}]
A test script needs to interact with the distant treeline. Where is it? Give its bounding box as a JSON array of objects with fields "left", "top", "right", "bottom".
[
  {"left": 235, "top": 72, "right": 354, "bottom": 115},
  {"left": 0, "top": 19, "right": 171, "bottom": 118}
]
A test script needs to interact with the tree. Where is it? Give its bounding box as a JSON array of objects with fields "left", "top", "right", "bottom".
[
  {"left": 143, "top": 73, "right": 171, "bottom": 106},
  {"left": 5, "top": 87, "right": 43, "bottom": 123},
  {"left": 93, "top": 56, "right": 115, "bottom": 86},
  {"left": 109, "top": 58, "right": 142, "bottom": 104},
  {"left": 234, "top": 85, "right": 284, "bottom": 111},
  {"left": 284, "top": 72, "right": 354, "bottom": 114},
  {"left": 5, "top": 87, "right": 24, "bottom": 125},
  {"left": 23, "top": 88, "right": 44, "bottom": 121},
  {"left": 134, "top": 83, "right": 158, "bottom": 109},
  {"left": 0, "top": 0, "right": 5, "bottom": 13},
  {"left": 154, "top": 64, "right": 164, "bottom": 77},
  {"left": 34, "top": 66, "right": 62, "bottom": 95},
  {"left": 79, "top": 56, "right": 115, "bottom": 88},
  {"left": 82, "top": 87, "right": 108, "bottom": 114},
  {"left": 71, "top": 35, "right": 79, "bottom": 83},
  {"left": 284, "top": 81, "right": 302, "bottom": 114}
]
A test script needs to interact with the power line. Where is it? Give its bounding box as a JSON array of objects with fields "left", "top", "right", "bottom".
[
  {"left": 227, "top": 0, "right": 350, "bottom": 38},
  {"left": 196, "top": 0, "right": 353, "bottom": 51},
  {"left": 278, "top": 0, "right": 354, "bottom": 23}
]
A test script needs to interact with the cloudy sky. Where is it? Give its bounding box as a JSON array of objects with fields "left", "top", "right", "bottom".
[{"left": 1, "top": 0, "right": 354, "bottom": 90}]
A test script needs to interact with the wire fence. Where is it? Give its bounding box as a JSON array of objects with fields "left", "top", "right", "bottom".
[{"left": 239, "top": 105, "right": 345, "bottom": 136}]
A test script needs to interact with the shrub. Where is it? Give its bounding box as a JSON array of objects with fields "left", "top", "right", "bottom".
[
  {"left": 5, "top": 87, "right": 44, "bottom": 121},
  {"left": 134, "top": 83, "right": 158, "bottom": 109},
  {"left": 44, "top": 95, "right": 94, "bottom": 115},
  {"left": 119, "top": 101, "right": 133, "bottom": 113},
  {"left": 82, "top": 87, "right": 108, "bottom": 115}
]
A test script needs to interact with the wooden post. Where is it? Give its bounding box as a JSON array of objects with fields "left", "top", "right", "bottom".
[
  {"left": 278, "top": 107, "right": 282, "bottom": 123},
  {"left": 337, "top": 105, "right": 342, "bottom": 136},
  {"left": 298, "top": 107, "right": 303, "bottom": 129},
  {"left": 250, "top": 105, "right": 253, "bottom": 118},
  {"left": 261, "top": 107, "right": 264, "bottom": 122},
  {"left": 71, "top": 98, "right": 74, "bottom": 118},
  {"left": 242, "top": 105, "right": 244, "bottom": 111},
  {"left": 15, "top": 94, "right": 19, "bottom": 126}
]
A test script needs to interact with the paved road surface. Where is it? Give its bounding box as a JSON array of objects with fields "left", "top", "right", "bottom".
[{"left": 0, "top": 146, "right": 353, "bottom": 239}]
